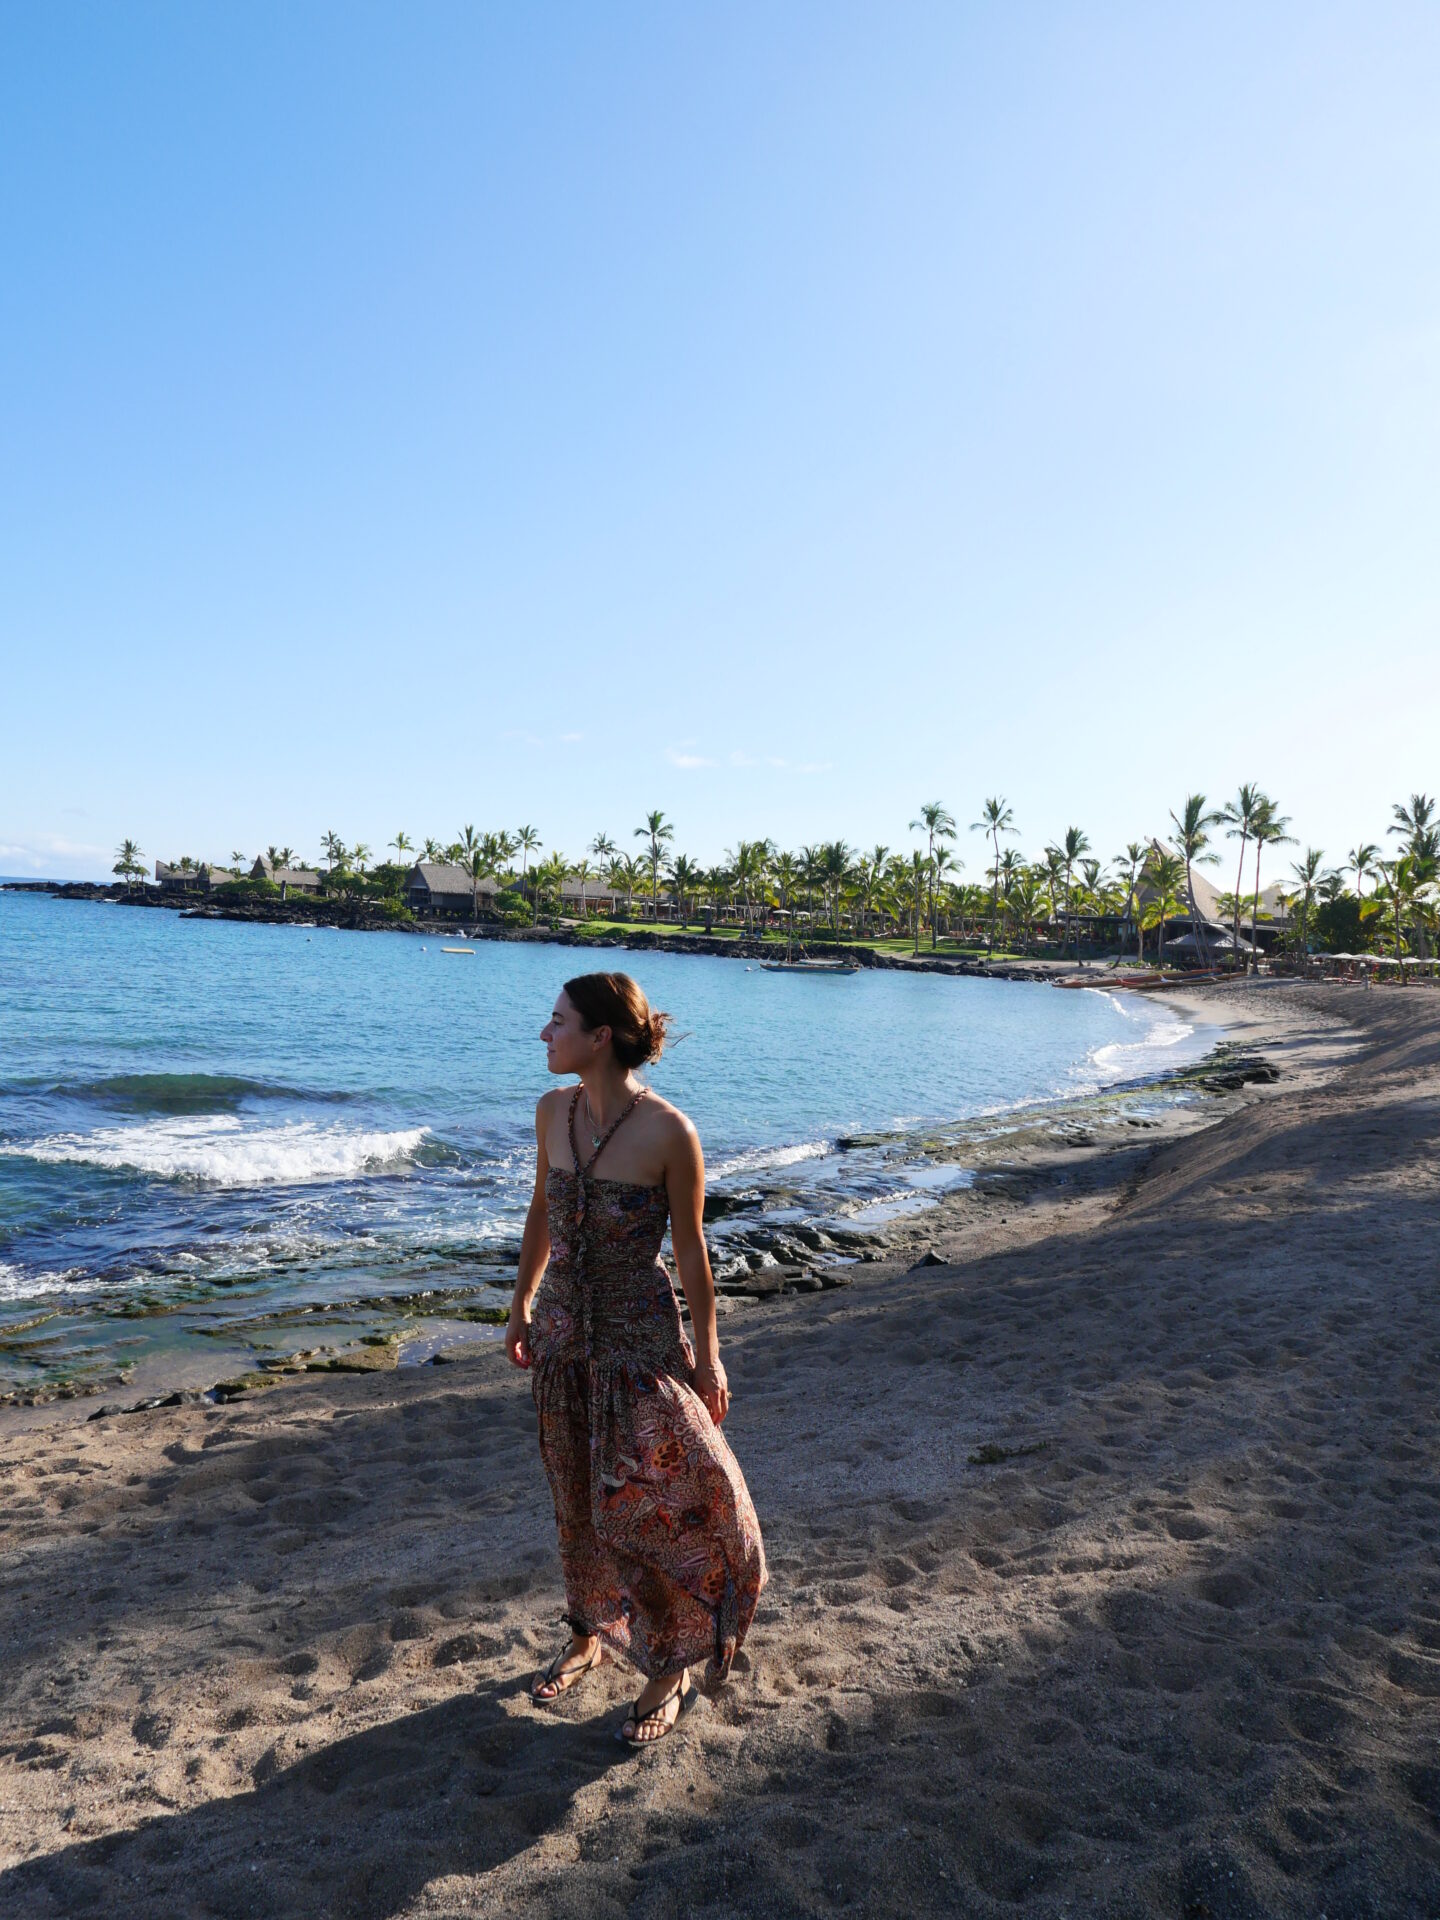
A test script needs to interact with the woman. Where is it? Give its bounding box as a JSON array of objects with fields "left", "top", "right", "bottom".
[{"left": 505, "top": 971, "right": 766, "bottom": 1747}]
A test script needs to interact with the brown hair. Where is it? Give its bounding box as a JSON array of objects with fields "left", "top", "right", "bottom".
[{"left": 562, "top": 972, "right": 671, "bottom": 1070}]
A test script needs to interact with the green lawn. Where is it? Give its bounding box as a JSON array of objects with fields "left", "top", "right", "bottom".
[{"left": 560, "top": 919, "right": 1041, "bottom": 960}]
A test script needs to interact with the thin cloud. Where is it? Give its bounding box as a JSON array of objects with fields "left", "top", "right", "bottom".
[
  {"left": 0, "top": 831, "right": 112, "bottom": 874},
  {"left": 726, "top": 750, "right": 831, "bottom": 775},
  {"left": 665, "top": 748, "right": 716, "bottom": 769}
]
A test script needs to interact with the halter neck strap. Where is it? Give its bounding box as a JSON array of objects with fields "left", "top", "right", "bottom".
[{"left": 568, "top": 1084, "right": 648, "bottom": 1180}]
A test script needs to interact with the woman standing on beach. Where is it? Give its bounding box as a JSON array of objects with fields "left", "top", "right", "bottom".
[{"left": 505, "top": 971, "right": 766, "bottom": 1747}]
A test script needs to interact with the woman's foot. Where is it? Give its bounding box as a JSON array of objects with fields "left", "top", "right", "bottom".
[
  {"left": 619, "top": 1668, "right": 691, "bottom": 1745},
  {"left": 532, "top": 1633, "right": 602, "bottom": 1701}
]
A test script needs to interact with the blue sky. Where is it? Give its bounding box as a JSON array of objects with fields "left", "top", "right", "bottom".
[{"left": 2, "top": 4, "right": 1437, "bottom": 883}]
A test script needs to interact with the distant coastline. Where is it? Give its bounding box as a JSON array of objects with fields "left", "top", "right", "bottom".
[{"left": 3, "top": 878, "right": 1080, "bottom": 984}]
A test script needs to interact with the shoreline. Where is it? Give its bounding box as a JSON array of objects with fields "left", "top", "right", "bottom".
[
  {"left": 0, "top": 979, "right": 1333, "bottom": 1427},
  {"left": 4, "top": 981, "right": 1429, "bottom": 1920},
  {"left": 4, "top": 877, "right": 1122, "bottom": 983}
]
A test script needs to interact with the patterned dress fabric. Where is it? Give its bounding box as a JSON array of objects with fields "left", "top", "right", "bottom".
[{"left": 529, "top": 1090, "right": 766, "bottom": 1694}]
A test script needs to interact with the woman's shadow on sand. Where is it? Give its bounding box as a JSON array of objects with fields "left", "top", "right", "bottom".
[{"left": 1, "top": 1679, "right": 633, "bottom": 1919}]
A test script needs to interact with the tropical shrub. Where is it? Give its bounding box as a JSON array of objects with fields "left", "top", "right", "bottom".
[{"left": 1313, "top": 895, "right": 1368, "bottom": 953}]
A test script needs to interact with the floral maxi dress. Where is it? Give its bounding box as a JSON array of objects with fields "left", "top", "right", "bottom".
[{"left": 529, "top": 1089, "right": 766, "bottom": 1694}]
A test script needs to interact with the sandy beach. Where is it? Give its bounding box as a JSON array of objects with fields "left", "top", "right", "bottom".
[{"left": 3, "top": 981, "right": 1439, "bottom": 1917}]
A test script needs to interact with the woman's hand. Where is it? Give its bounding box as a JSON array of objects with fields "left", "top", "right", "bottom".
[
  {"left": 505, "top": 1303, "right": 532, "bottom": 1370},
  {"left": 692, "top": 1353, "right": 730, "bottom": 1426}
]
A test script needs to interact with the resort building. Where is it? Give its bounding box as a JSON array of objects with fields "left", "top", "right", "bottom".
[
  {"left": 1134, "top": 853, "right": 1291, "bottom": 959},
  {"left": 154, "top": 861, "right": 245, "bottom": 895},
  {"left": 559, "top": 878, "right": 618, "bottom": 916},
  {"left": 402, "top": 863, "right": 500, "bottom": 918},
  {"left": 248, "top": 856, "right": 321, "bottom": 896}
]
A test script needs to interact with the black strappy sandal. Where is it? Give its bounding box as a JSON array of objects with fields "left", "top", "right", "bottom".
[
  {"left": 616, "top": 1673, "right": 697, "bottom": 1750},
  {"left": 532, "top": 1639, "right": 604, "bottom": 1702}
]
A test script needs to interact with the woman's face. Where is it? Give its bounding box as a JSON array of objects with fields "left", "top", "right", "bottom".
[{"left": 541, "top": 991, "right": 607, "bottom": 1075}]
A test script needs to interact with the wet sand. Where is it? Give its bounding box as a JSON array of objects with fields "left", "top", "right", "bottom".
[{"left": 4, "top": 982, "right": 1440, "bottom": 1917}]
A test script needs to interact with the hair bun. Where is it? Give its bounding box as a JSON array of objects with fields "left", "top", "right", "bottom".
[{"left": 563, "top": 972, "right": 671, "bottom": 1071}]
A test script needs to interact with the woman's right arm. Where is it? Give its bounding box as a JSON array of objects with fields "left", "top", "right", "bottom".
[{"left": 505, "top": 1101, "right": 552, "bottom": 1369}]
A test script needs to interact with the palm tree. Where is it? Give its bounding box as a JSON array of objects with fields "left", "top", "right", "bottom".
[
  {"left": 1347, "top": 842, "right": 1380, "bottom": 902},
  {"left": 422, "top": 837, "right": 442, "bottom": 862},
  {"left": 389, "top": 831, "right": 414, "bottom": 870},
  {"left": 456, "top": 825, "right": 485, "bottom": 913},
  {"left": 850, "top": 852, "right": 884, "bottom": 938},
  {"left": 514, "top": 825, "right": 542, "bottom": 895},
  {"left": 321, "top": 831, "right": 346, "bottom": 874},
  {"left": 668, "top": 853, "right": 700, "bottom": 927},
  {"left": 724, "top": 840, "right": 771, "bottom": 936},
  {"left": 1006, "top": 869, "right": 1045, "bottom": 955},
  {"left": 907, "top": 849, "right": 928, "bottom": 955},
  {"left": 770, "top": 849, "right": 801, "bottom": 932},
  {"left": 1110, "top": 842, "right": 1145, "bottom": 965},
  {"left": 971, "top": 798, "right": 1017, "bottom": 957},
  {"left": 1372, "top": 859, "right": 1412, "bottom": 978},
  {"left": 1248, "top": 798, "right": 1294, "bottom": 976},
  {"left": 1058, "top": 826, "right": 1091, "bottom": 961},
  {"left": 1039, "top": 846, "right": 1064, "bottom": 941},
  {"left": 532, "top": 851, "right": 567, "bottom": 924},
  {"left": 910, "top": 802, "right": 956, "bottom": 949},
  {"left": 994, "top": 848, "right": 1023, "bottom": 949},
  {"left": 635, "top": 811, "right": 674, "bottom": 919},
  {"left": 1389, "top": 796, "right": 1437, "bottom": 956},
  {"left": 1140, "top": 848, "right": 1186, "bottom": 968},
  {"left": 931, "top": 846, "right": 961, "bottom": 941},
  {"left": 112, "top": 838, "right": 144, "bottom": 890},
  {"left": 796, "top": 844, "right": 825, "bottom": 934},
  {"left": 1288, "top": 849, "right": 1331, "bottom": 971},
  {"left": 1167, "top": 795, "right": 1223, "bottom": 967},
  {"left": 820, "top": 840, "right": 854, "bottom": 935},
  {"left": 1389, "top": 793, "right": 1436, "bottom": 855},
  {"left": 1221, "top": 784, "right": 1265, "bottom": 969},
  {"left": 568, "top": 856, "right": 594, "bottom": 918},
  {"left": 590, "top": 832, "right": 617, "bottom": 869},
  {"left": 607, "top": 853, "right": 643, "bottom": 922},
  {"left": 1078, "top": 858, "right": 1107, "bottom": 942}
]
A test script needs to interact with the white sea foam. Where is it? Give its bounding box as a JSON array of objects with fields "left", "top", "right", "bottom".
[
  {"left": 0, "top": 1261, "right": 91, "bottom": 1303},
  {"left": 1083, "top": 993, "right": 1201, "bottom": 1084},
  {"left": 708, "top": 1140, "right": 830, "bottom": 1180},
  {"left": 20, "top": 1116, "right": 428, "bottom": 1189}
]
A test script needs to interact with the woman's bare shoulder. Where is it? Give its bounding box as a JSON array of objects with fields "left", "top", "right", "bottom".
[
  {"left": 643, "top": 1092, "right": 701, "bottom": 1150},
  {"left": 535, "top": 1085, "right": 575, "bottom": 1123}
]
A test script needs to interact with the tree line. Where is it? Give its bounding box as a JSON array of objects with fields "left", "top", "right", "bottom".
[{"left": 115, "top": 787, "right": 1438, "bottom": 963}]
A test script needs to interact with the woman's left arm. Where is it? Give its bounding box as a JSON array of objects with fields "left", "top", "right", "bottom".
[{"left": 666, "top": 1117, "right": 730, "bottom": 1427}]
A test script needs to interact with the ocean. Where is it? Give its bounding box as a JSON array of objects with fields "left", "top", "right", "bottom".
[{"left": 0, "top": 891, "right": 1219, "bottom": 1399}]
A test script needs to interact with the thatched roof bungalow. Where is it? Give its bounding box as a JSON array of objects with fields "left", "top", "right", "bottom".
[
  {"left": 155, "top": 861, "right": 245, "bottom": 895},
  {"left": 249, "top": 856, "right": 321, "bottom": 895},
  {"left": 403, "top": 863, "right": 500, "bottom": 918}
]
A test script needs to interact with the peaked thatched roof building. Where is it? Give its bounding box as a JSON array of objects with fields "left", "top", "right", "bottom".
[
  {"left": 403, "top": 863, "right": 500, "bottom": 916},
  {"left": 249, "top": 856, "right": 321, "bottom": 894}
]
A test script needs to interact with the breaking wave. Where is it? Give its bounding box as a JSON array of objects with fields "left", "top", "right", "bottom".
[
  {"left": 17, "top": 1116, "right": 428, "bottom": 1189},
  {"left": 708, "top": 1139, "right": 831, "bottom": 1180}
]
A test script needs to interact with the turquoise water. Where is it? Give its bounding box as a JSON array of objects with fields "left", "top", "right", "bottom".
[{"left": 0, "top": 892, "right": 1217, "bottom": 1396}]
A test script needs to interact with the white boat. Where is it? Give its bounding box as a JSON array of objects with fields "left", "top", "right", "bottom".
[{"left": 441, "top": 946, "right": 476, "bottom": 956}]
